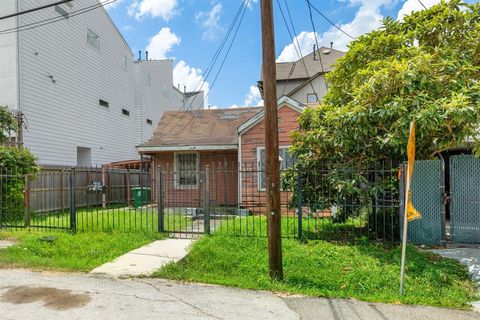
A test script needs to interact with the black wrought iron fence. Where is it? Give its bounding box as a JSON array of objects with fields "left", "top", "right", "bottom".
[{"left": 0, "top": 161, "right": 401, "bottom": 243}]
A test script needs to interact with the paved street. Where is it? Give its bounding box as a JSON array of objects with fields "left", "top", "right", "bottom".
[{"left": 0, "top": 270, "right": 478, "bottom": 320}]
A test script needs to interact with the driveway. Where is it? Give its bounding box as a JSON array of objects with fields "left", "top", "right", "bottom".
[{"left": 0, "top": 270, "right": 478, "bottom": 320}]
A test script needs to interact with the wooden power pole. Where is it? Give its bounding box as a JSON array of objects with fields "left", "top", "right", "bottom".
[{"left": 260, "top": 0, "right": 283, "bottom": 280}]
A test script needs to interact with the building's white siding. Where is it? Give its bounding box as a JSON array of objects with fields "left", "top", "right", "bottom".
[
  {"left": 133, "top": 60, "right": 186, "bottom": 144},
  {"left": 289, "top": 76, "right": 328, "bottom": 105},
  {"left": 0, "top": 0, "right": 199, "bottom": 166},
  {"left": 0, "top": 0, "right": 19, "bottom": 109},
  {"left": 276, "top": 79, "right": 304, "bottom": 100}
]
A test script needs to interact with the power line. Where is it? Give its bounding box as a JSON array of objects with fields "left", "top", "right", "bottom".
[
  {"left": 276, "top": 0, "right": 320, "bottom": 102},
  {"left": 0, "top": 0, "right": 73, "bottom": 21},
  {"left": 418, "top": 0, "right": 427, "bottom": 9},
  {"left": 0, "top": 0, "right": 117, "bottom": 35},
  {"left": 306, "top": 0, "right": 328, "bottom": 92},
  {"left": 178, "top": 0, "right": 247, "bottom": 114},
  {"left": 167, "top": 0, "right": 248, "bottom": 134},
  {"left": 305, "top": 0, "right": 356, "bottom": 40},
  {"left": 172, "top": 0, "right": 250, "bottom": 135}
]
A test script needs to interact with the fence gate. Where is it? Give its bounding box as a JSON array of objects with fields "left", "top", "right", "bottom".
[
  {"left": 450, "top": 155, "right": 480, "bottom": 243},
  {"left": 403, "top": 159, "right": 445, "bottom": 245}
]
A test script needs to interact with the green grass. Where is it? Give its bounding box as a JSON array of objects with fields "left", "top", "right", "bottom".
[
  {"left": 13, "top": 207, "right": 193, "bottom": 233},
  {"left": 215, "top": 214, "right": 382, "bottom": 241},
  {"left": 0, "top": 229, "right": 164, "bottom": 272},
  {"left": 153, "top": 235, "right": 478, "bottom": 309}
]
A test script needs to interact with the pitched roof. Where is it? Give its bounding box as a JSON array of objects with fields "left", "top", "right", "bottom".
[
  {"left": 274, "top": 47, "right": 345, "bottom": 81},
  {"left": 138, "top": 107, "right": 262, "bottom": 151}
]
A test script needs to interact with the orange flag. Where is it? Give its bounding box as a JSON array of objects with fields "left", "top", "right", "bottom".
[{"left": 406, "top": 121, "right": 421, "bottom": 222}]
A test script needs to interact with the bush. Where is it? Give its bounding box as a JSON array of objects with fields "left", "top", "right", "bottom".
[{"left": 0, "top": 146, "right": 38, "bottom": 223}]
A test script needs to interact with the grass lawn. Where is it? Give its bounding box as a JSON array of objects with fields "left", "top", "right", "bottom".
[
  {"left": 215, "top": 214, "right": 374, "bottom": 240},
  {"left": 9, "top": 207, "right": 193, "bottom": 233},
  {"left": 0, "top": 230, "right": 163, "bottom": 272},
  {"left": 153, "top": 235, "right": 478, "bottom": 309}
]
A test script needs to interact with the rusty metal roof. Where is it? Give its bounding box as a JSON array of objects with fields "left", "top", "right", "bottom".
[{"left": 138, "top": 107, "right": 262, "bottom": 150}]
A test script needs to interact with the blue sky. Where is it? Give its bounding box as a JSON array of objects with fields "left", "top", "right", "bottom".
[{"left": 104, "top": 0, "right": 468, "bottom": 108}]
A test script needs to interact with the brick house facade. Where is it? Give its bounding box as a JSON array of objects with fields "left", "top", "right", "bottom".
[{"left": 137, "top": 97, "right": 304, "bottom": 212}]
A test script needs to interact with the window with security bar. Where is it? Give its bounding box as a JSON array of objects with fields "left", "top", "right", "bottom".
[
  {"left": 257, "top": 146, "right": 295, "bottom": 190},
  {"left": 174, "top": 152, "right": 199, "bottom": 189}
]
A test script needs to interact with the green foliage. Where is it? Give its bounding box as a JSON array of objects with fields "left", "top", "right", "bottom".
[
  {"left": 289, "top": 1, "right": 480, "bottom": 217},
  {"left": 0, "top": 147, "right": 38, "bottom": 222},
  {"left": 154, "top": 235, "right": 477, "bottom": 308},
  {"left": 0, "top": 106, "right": 17, "bottom": 144},
  {"left": 293, "top": 1, "right": 480, "bottom": 165}
]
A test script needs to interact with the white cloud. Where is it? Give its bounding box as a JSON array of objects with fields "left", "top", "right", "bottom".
[
  {"left": 104, "top": 0, "right": 123, "bottom": 10},
  {"left": 397, "top": 0, "right": 440, "bottom": 20},
  {"left": 244, "top": 85, "right": 264, "bottom": 106},
  {"left": 229, "top": 104, "right": 241, "bottom": 108},
  {"left": 277, "top": 0, "right": 394, "bottom": 61},
  {"left": 173, "top": 60, "right": 210, "bottom": 107},
  {"left": 122, "top": 25, "right": 134, "bottom": 32},
  {"left": 277, "top": 31, "right": 319, "bottom": 63},
  {"left": 246, "top": 0, "right": 258, "bottom": 10},
  {"left": 128, "top": 0, "right": 178, "bottom": 21},
  {"left": 195, "top": 3, "right": 223, "bottom": 41},
  {"left": 146, "top": 27, "right": 181, "bottom": 59}
]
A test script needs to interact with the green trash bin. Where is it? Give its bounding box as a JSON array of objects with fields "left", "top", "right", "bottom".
[{"left": 131, "top": 187, "right": 151, "bottom": 208}]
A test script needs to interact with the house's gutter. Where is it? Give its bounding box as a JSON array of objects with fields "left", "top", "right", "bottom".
[{"left": 136, "top": 145, "right": 238, "bottom": 152}]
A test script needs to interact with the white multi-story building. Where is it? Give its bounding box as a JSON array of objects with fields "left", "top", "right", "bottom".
[{"left": 0, "top": 0, "right": 203, "bottom": 166}]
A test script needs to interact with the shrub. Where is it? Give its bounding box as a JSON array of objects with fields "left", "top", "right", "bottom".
[{"left": 0, "top": 146, "right": 38, "bottom": 223}]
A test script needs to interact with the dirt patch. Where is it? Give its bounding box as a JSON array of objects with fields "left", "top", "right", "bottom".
[
  {"left": 1, "top": 286, "right": 91, "bottom": 311},
  {"left": 0, "top": 240, "right": 16, "bottom": 249}
]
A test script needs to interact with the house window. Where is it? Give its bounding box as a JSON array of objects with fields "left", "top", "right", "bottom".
[
  {"left": 257, "top": 146, "right": 294, "bottom": 190},
  {"left": 55, "top": 5, "right": 69, "bottom": 19},
  {"left": 77, "top": 147, "right": 91, "bottom": 166},
  {"left": 174, "top": 153, "right": 199, "bottom": 189},
  {"left": 99, "top": 99, "right": 109, "bottom": 108},
  {"left": 307, "top": 93, "right": 318, "bottom": 104},
  {"left": 123, "top": 56, "right": 128, "bottom": 71},
  {"left": 146, "top": 73, "right": 151, "bottom": 87},
  {"left": 146, "top": 118, "right": 152, "bottom": 125},
  {"left": 122, "top": 108, "right": 130, "bottom": 116},
  {"left": 87, "top": 29, "right": 100, "bottom": 50}
]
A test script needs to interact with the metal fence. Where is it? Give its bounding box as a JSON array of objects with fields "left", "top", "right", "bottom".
[{"left": 0, "top": 162, "right": 401, "bottom": 243}]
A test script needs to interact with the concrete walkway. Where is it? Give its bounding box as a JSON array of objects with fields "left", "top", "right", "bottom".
[
  {"left": 431, "top": 246, "right": 480, "bottom": 312},
  {"left": 91, "top": 238, "right": 193, "bottom": 277},
  {"left": 431, "top": 246, "right": 480, "bottom": 285},
  {"left": 0, "top": 270, "right": 479, "bottom": 320}
]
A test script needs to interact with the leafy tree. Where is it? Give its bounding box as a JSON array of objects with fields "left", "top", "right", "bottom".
[
  {"left": 292, "top": 1, "right": 480, "bottom": 166},
  {"left": 0, "top": 106, "right": 17, "bottom": 144},
  {"left": 0, "top": 106, "right": 38, "bottom": 223},
  {"left": 287, "top": 1, "right": 480, "bottom": 233}
]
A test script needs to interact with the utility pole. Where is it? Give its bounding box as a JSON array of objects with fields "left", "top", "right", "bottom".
[{"left": 260, "top": 0, "right": 283, "bottom": 280}]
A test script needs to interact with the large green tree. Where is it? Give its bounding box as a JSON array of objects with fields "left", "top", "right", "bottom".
[
  {"left": 292, "top": 0, "right": 480, "bottom": 167},
  {"left": 285, "top": 1, "right": 480, "bottom": 232}
]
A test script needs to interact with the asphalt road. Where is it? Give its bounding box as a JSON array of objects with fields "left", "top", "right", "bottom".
[{"left": 0, "top": 269, "right": 478, "bottom": 320}]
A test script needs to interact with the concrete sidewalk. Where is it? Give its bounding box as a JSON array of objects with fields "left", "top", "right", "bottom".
[
  {"left": 0, "top": 269, "right": 479, "bottom": 320},
  {"left": 90, "top": 238, "right": 193, "bottom": 277}
]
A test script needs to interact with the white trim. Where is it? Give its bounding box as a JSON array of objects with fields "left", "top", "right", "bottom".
[
  {"left": 173, "top": 151, "right": 200, "bottom": 189},
  {"left": 256, "top": 147, "right": 265, "bottom": 192},
  {"left": 238, "top": 134, "right": 243, "bottom": 205},
  {"left": 256, "top": 145, "right": 292, "bottom": 192},
  {"left": 237, "top": 96, "right": 305, "bottom": 134},
  {"left": 137, "top": 145, "right": 237, "bottom": 152}
]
